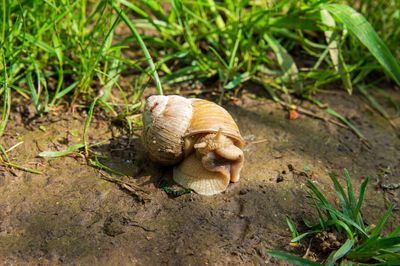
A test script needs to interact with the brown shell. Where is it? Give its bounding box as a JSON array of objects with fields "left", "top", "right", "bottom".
[
  {"left": 142, "top": 95, "right": 192, "bottom": 165},
  {"left": 186, "top": 99, "right": 245, "bottom": 149}
]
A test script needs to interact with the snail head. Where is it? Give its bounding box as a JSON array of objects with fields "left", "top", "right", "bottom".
[{"left": 193, "top": 129, "right": 244, "bottom": 182}]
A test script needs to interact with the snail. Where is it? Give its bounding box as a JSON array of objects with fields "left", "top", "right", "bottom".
[{"left": 142, "top": 95, "right": 245, "bottom": 196}]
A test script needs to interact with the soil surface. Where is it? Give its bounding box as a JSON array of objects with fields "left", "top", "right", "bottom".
[{"left": 1, "top": 86, "right": 399, "bottom": 265}]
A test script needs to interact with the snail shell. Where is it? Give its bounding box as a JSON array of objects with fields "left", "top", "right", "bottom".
[
  {"left": 142, "top": 95, "right": 193, "bottom": 165},
  {"left": 142, "top": 95, "right": 245, "bottom": 195}
]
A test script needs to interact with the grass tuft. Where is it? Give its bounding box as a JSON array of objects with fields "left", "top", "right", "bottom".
[{"left": 268, "top": 169, "right": 400, "bottom": 265}]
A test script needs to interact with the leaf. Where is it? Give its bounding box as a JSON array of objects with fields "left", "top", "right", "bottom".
[
  {"left": 38, "top": 143, "right": 85, "bottom": 158},
  {"left": 291, "top": 230, "right": 322, "bottom": 243},
  {"left": 323, "top": 4, "right": 400, "bottom": 86},
  {"left": 0, "top": 58, "right": 11, "bottom": 138},
  {"left": 83, "top": 97, "right": 100, "bottom": 157},
  {"left": 55, "top": 80, "right": 80, "bottom": 99},
  {"left": 224, "top": 72, "right": 249, "bottom": 89},
  {"left": 264, "top": 34, "right": 303, "bottom": 93},
  {"left": 325, "top": 239, "right": 354, "bottom": 266},
  {"left": 26, "top": 70, "right": 40, "bottom": 113},
  {"left": 329, "top": 171, "right": 351, "bottom": 214},
  {"left": 320, "top": 9, "right": 352, "bottom": 94},
  {"left": 369, "top": 203, "right": 395, "bottom": 239},
  {"left": 91, "top": 155, "right": 125, "bottom": 176},
  {"left": 267, "top": 250, "right": 322, "bottom": 265},
  {"left": 388, "top": 225, "right": 400, "bottom": 238},
  {"left": 286, "top": 216, "right": 299, "bottom": 239},
  {"left": 358, "top": 85, "right": 390, "bottom": 119},
  {"left": 110, "top": 2, "right": 163, "bottom": 95},
  {"left": 324, "top": 107, "right": 366, "bottom": 140},
  {"left": 316, "top": 203, "right": 368, "bottom": 238},
  {"left": 354, "top": 176, "right": 368, "bottom": 224},
  {"left": 51, "top": 31, "right": 63, "bottom": 65}
]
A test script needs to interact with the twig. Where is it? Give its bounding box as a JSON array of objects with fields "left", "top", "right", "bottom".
[
  {"left": 99, "top": 171, "right": 151, "bottom": 201},
  {"left": 127, "top": 223, "right": 155, "bottom": 232},
  {"left": 6, "top": 141, "right": 24, "bottom": 152}
]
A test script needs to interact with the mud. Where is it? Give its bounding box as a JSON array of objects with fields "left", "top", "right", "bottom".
[{"left": 0, "top": 88, "right": 399, "bottom": 265}]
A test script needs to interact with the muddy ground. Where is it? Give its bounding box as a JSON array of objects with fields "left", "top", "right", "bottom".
[{"left": 0, "top": 86, "right": 399, "bottom": 265}]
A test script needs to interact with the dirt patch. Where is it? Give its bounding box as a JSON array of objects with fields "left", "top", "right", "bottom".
[{"left": 1, "top": 88, "right": 399, "bottom": 264}]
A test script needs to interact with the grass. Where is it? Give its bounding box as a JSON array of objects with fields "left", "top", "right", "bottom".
[
  {"left": 128, "top": 0, "right": 400, "bottom": 93},
  {"left": 1, "top": 0, "right": 400, "bottom": 168},
  {"left": 0, "top": 0, "right": 153, "bottom": 124},
  {"left": 267, "top": 169, "right": 400, "bottom": 265}
]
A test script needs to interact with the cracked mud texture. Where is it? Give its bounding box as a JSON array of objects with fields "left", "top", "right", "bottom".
[{"left": 1, "top": 88, "right": 399, "bottom": 265}]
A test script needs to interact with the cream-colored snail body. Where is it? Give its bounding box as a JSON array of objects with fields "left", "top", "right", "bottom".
[{"left": 142, "top": 95, "right": 245, "bottom": 196}]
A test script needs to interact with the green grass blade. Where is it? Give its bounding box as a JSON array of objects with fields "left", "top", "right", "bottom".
[
  {"left": 38, "top": 143, "right": 85, "bottom": 158},
  {"left": 119, "top": 0, "right": 155, "bottom": 22},
  {"left": 1, "top": 0, "right": 5, "bottom": 43},
  {"left": 351, "top": 236, "right": 400, "bottom": 254},
  {"left": 339, "top": 259, "right": 355, "bottom": 266},
  {"left": 0, "top": 55, "right": 10, "bottom": 138},
  {"left": 344, "top": 169, "right": 356, "bottom": 210},
  {"left": 329, "top": 172, "right": 350, "bottom": 211},
  {"left": 3, "top": 161, "right": 42, "bottom": 174},
  {"left": 323, "top": 4, "right": 400, "bottom": 86},
  {"left": 325, "top": 219, "right": 354, "bottom": 239},
  {"left": 94, "top": 69, "right": 128, "bottom": 112},
  {"left": 224, "top": 72, "right": 249, "bottom": 89},
  {"left": 83, "top": 97, "right": 99, "bottom": 158},
  {"left": 50, "top": 30, "right": 64, "bottom": 105},
  {"left": 354, "top": 176, "right": 368, "bottom": 222},
  {"left": 307, "top": 180, "right": 338, "bottom": 223},
  {"left": 316, "top": 203, "right": 368, "bottom": 238},
  {"left": 228, "top": 28, "right": 242, "bottom": 70},
  {"left": 321, "top": 9, "right": 352, "bottom": 94},
  {"left": 250, "top": 39, "right": 266, "bottom": 75},
  {"left": 0, "top": 144, "right": 9, "bottom": 162},
  {"left": 291, "top": 231, "right": 322, "bottom": 243},
  {"left": 370, "top": 203, "right": 395, "bottom": 239},
  {"left": 374, "top": 87, "right": 400, "bottom": 116},
  {"left": 109, "top": 2, "right": 163, "bottom": 95},
  {"left": 351, "top": 234, "right": 379, "bottom": 253},
  {"left": 389, "top": 225, "right": 400, "bottom": 238},
  {"left": 264, "top": 34, "right": 302, "bottom": 94},
  {"left": 208, "top": 46, "right": 229, "bottom": 69},
  {"left": 206, "top": 0, "right": 226, "bottom": 31},
  {"left": 90, "top": 154, "right": 125, "bottom": 176},
  {"left": 267, "top": 250, "right": 322, "bottom": 265},
  {"left": 31, "top": 56, "right": 49, "bottom": 112},
  {"left": 26, "top": 70, "right": 41, "bottom": 114},
  {"left": 358, "top": 85, "right": 390, "bottom": 119},
  {"left": 55, "top": 80, "right": 80, "bottom": 100},
  {"left": 0, "top": 84, "right": 10, "bottom": 138},
  {"left": 38, "top": 140, "right": 108, "bottom": 158},
  {"left": 286, "top": 216, "right": 299, "bottom": 239},
  {"left": 307, "top": 191, "right": 328, "bottom": 231},
  {"left": 325, "top": 107, "right": 366, "bottom": 140},
  {"left": 325, "top": 239, "right": 354, "bottom": 266}
]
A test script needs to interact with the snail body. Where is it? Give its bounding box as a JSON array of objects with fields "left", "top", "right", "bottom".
[{"left": 142, "top": 95, "right": 245, "bottom": 195}]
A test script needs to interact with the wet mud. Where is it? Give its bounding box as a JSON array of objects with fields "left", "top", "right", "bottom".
[{"left": 1, "top": 88, "right": 399, "bottom": 265}]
